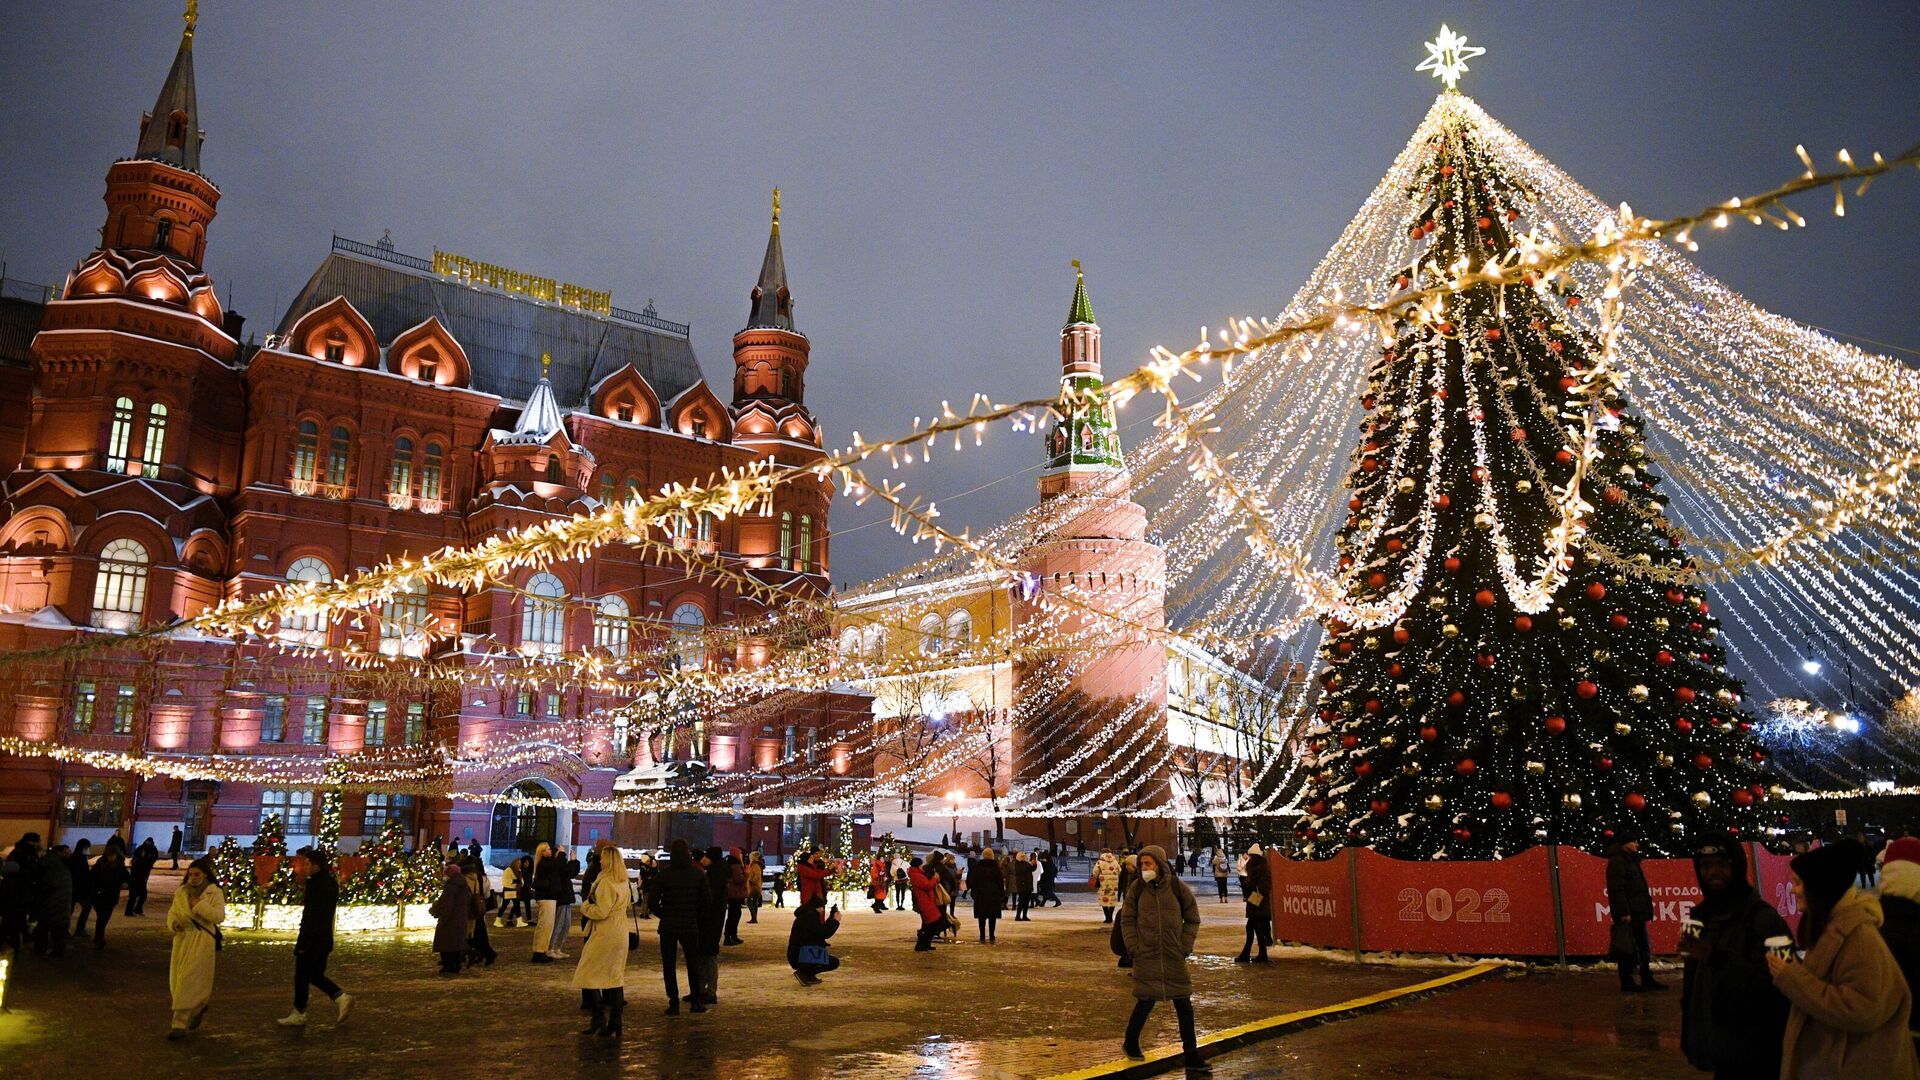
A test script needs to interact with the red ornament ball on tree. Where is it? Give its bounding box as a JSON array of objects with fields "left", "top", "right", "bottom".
[
  {"left": 1392, "top": 627, "right": 1411, "bottom": 645},
  {"left": 1456, "top": 758, "right": 1476, "bottom": 775},
  {"left": 1732, "top": 789, "right": 1754, "bottom": 807},
  {"left": 1447, "top": 690, "right": 1466, "bottom": 707},
  {"left": 1656, "top": 650, "right": 1675, "bottom": 667},
  {"left": 1514, "top": 615, "right": 1533, "bottom": 632},
  {"left": 1555, "top": 449, "right": 1575, "bottom": 465},
  {"left": 1603, "top": 486, "right": 1627, "bottom": 506},
  {"left": 1434, "top": 494, "right": 1452, "bottom": 509},
  {"left": 1610, "top": 613, "right": 1630, "bottom": 630},
  {"left": 1674, "top": 717, "right": 1693, "bottom": 733},
  {"left": 1586, "top": 582, "right": 1607, "bottom": 601},
  {"left": 1490, "top": 791, "right": 1513, "bottom": 810},
  {"left": 1510, "top": 427, "right": 1527, "bottom": 441},
  {"left": 1676, "top": 687, "right": 1697, "bottom": 703},
  {"left": 1387, "top": 662, "right": 1403, "bottom": 677},
  {"left": 1544, "top": 715, "right": 1567, "bottom": 735},
  {"left": 1386, "top": 538, "right": 1404, "bottom": 553},
  {"left": 1624, "top": 792, "right": 1647, "bottom": 812},
  {"left": 1477, "top": 216, "right": 1493, "bottom": 230},
  {"left": 1370, "top": 798, "right": 1392, "bottom": 815},
  {"left": 1475, "top": 589, "right": 1497, "bottom": 607},
  {"left": 1443, "top": 556, "right": 1462, "bottom": 572},
  {"left": 1486, "top": 327, "right": 1502, "bottom": 341},
  {"left": 1368, "top": 572, "right": 1388, "bottom": 589},
  {"left": 1419, "top": 725, "right": 1439, "bottom": 742},
  {"left": 1693, "top": 753, "right": 1713, "bottom": 770},
  {"left": 1364, "top": 698, "right": 1383, "bottom": 714},
  {"left": 1355, "top": 761, "right": 1374, "bottom": 778},
  {"left": 1576, "top": 680, "right": 1599, "bottom": 700},
  {"left": 1476, "top": 652, "right": 1497, "bottom": 669}
]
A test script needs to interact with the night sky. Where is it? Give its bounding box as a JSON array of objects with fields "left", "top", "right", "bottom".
[{"left": 2, "top": 1, "right": 1916, "bottom": 591}]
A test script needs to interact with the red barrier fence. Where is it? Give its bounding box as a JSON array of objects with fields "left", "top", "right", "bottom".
[
  {"left": 1269, "top": 845, "right": 1800, "bottom": 960},
  {"left": 249, "top": 854, "right": 369, "bottom": 885}
]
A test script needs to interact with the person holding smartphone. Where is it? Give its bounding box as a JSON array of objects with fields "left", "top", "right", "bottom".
[{"left": 788, "top": 893, "right": 841, "bottom": 985}]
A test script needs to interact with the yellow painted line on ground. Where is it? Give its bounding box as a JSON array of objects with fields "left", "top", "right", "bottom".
[{"left": 1042, "top": 962, "right": 1502, "bottom": 1080}]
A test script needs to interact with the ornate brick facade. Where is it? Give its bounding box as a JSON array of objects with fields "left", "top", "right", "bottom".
[{"left": 0, "top": 21, "right": 861, "bottom": 861}]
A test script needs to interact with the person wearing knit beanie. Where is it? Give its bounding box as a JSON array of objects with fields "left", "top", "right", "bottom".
[
  {"left": 1679, "top": 833, "right": 1791, "bottom": 1077},
  {"left": 1771, "top": 838, "right": 1920, "bottom": 1078},
  {"left": 1879, "top": 836, "right": 1920, "bottom": 1049}
]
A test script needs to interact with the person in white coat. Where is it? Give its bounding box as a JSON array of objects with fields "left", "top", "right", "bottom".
[
  {"left": 572, "top": 840, "right": 630, "bottom": 1038},
  {"left": 166, "top": 856, "right": 225, "bottom": 1040}
]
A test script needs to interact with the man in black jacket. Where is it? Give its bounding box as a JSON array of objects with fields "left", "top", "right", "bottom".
[
  {"left": 278, "top": 847, "right": 354, "bottom": 1028},
  {"left": 647, "top": 839, "right": 710, "bottom": 1015},
  {"left": 1679, "top": 835, "right": 1790, "bottom": 1079},
  {"left": 1607, "top": 834, "right": 1663, "bottom": 992}
]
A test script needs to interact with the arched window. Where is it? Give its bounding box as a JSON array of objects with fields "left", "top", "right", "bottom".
[
  {"left": 599, "top": 473, "right": 616, "bottom": 505},
  {"left": 521, "top": 572, "right": 566, "bottom": 654},
  {"left": 864, "top": 624, "right": 885, "bottom": 660},
  {"left": 153, "top": 217, "right": 174, "bottom": 251},
  {"left": 946, "top": 609, "right": 972, "bottom": 650},
  {"left": 390, "top": 437, "right": 414, "bottom": 498},
  {"left": 543, "top": 456, "right": 562, "bottom": 484},
  {"left": 90, "top": 538, "right": 149, "bottom": 629},
  {"left": 626, "top": 477, "right": 643, "bottom": 504},
  {"left": 291, "top": 420, "right": 319, "bottom": 484},
  {"left": 697, "top": 512, "right": 714, "bottom": 543},
  {"left": 281, "top": 557, "right": 333, "bottom": 643},
  {"left": 671, "top": 602, "right": 706, "bottom": 669},
  {"left": 918, "top": 613, "right": 945, "bottom": 656},
  {"left": 379, "top": 580, "right": 431, "bottom": 657},
  {"left": 140, "top": 403, "right": 168, "bottom": 473},
  {"left": 420, "top": 442, "right": 444, "bottom": 503},
  {"left": 593, "top": 595, "right": 630, "bottom": 656},
  {"left": 839, "top": 626, "right": 860, "bottom": 658},
  {"left": 107, "top": 397, "right": 135, "bottom": 473},
  {"left": 325, "top": 426, "right": 352, "bottom": 489},
  {"left": 780, "top": 511, "right": 794, "bottom": 571},
  {"left": 798, "top": 514, "right": 813, "bottom": 572}
]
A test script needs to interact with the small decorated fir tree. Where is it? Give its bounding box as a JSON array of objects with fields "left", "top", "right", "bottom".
[
  {"left": 347, "top": 819, "right": 413, "bottom": 903},
  {"left": 210, "top": 835, "right": 260, "bottom": 905}
]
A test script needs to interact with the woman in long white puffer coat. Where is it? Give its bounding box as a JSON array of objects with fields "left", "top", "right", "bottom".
[
  {"left": 166, "top": 856, "right": 225, "bottom": 1039},
  {"left": 571, "top": 840, "right": 630, "bottom": 1038}
]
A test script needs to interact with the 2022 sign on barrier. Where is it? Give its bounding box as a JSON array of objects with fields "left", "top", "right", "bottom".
[{"left": 1269, "top": 845, "right": 1801, "bottom": 957}]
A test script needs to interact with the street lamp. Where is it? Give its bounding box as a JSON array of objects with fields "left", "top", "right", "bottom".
[
  {"left": 1801, "top": 658, "right": 1823, "bottom": 676},
  {"left": 948, "top": 790, "right": 963, "bottom": 849}
]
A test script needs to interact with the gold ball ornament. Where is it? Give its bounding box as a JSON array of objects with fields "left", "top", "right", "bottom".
[
  {"left": 1629, "top": 684, "right": 1650, "bottom": 702},
  {"left": 1562, "top": 793, "right": 1583, "bottom": 809},
  {"left": 1614, "top": 722, "right": 1633, "bottom": 735},
  {"left": 1690, "top": 791, "right": 1711, "bottom": 808},
  {"left": 1526, "top": 760, "right": 1546, "bottom": 775},
  {"left": 1515, "top": 479, "right": 1533, "bottom": 493},
  {"left": 1657, "top": 752, "right": 1674, "bottom": 767},
  {"left": 1592, "top": 649, "right": 1611, "bottom": 663},
  {"left": 1653, "top": 617, "right": 1670, "bottom": 630},
  {"left": 1442, "top": 623, "right": 1460, "bottom": 638},
  {"left": 1424, "top": 794, "right": 1445, "bottom": 811},
  {"left": 1398, "top": 477, "right": 1416, "bottom": 492},
  {"left": 1559, "top": 616, "right": 1577, "bottom": 629}
]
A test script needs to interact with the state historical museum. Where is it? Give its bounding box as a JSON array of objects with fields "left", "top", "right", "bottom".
[{"left": 0, "top": 20, "right": 868, "bottom": 860}]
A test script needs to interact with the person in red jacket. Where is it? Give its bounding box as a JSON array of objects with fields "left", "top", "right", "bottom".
[
  {"left": 796, "top": 850, "right": 830, "bottom": 909},
  {"left": 869, "top": 853, "right": 889, "bottom": 914},
  {"left": 908, "top": 857, "right": 946, "bottom": 952}
]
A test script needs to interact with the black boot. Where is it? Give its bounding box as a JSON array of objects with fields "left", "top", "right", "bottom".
[
  {"left": 600, "top": 989, "right": 624, "bottom": 1038},
  {"left": 581, "top": 989, "right": 595, "bottom": 1012},
  {"left": 580, "top": 991, "right": 604, "bottom": 1035}
]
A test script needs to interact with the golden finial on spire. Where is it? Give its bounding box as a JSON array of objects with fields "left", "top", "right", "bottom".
[
  {"left": 540, "top": 351, "right": 552, "bottom": 378},
  {"left": 771, "top": 186, "right": 782, "bottom": 235},
  {"left": 1072, "top": 258, "right": 1083, "bottom": 279},
  {"left": 184, "top": 0, "right": 199, "bottom": 40}
]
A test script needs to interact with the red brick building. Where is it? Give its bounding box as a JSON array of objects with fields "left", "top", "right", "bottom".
[{"left": 0, "top": 20, "right": 863, "bottom": 861}]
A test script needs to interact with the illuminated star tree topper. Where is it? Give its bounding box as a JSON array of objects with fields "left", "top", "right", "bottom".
[{"left": 1417, "top": 24, "right": 1486, "bottom": 91}]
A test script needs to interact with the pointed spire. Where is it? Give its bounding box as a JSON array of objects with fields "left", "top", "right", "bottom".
[
  {"left": 135, "top": 1, "right": 205, "bottom": 173},
  {"left": 747, "top": 186, "right": 794, "bottom": 331},
  {"left": 510, "top": 353, "right": 565, "bottom": 440},
  {"left": 1066, "top": 259, "right": 1096, "bottom": 327}
]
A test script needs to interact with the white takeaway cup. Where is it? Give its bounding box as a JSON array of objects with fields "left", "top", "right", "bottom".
[
  {"left": 1764, "top": 935, "right": 1796, "bottom": 962},
  {"left": 1680, "top": 917, "right": 1703, "bottom": 943}
]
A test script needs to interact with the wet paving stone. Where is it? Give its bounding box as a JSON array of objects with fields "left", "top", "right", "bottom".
[{"left": 0, "top": 873, "right": 1694, "bottom": 1078}]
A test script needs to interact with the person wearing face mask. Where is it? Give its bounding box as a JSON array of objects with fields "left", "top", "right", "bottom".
[
  {"left": 1118, "top": 845, "right": 1209, "bottom": 1076},
  {"left": 1768, "top": 839, "right": 1920, "bottom": 1079},
  {"left": 1678, "top": 834, "right": 1790, "bottom": 1079}
]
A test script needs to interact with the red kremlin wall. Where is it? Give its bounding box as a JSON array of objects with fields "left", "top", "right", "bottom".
[{"left": 1268, "top": 845, "right": 1800, "bottom": 958}]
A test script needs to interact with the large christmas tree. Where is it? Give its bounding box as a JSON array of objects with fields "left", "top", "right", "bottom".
[{"left": 1296, "top": 99, "right": 1772, "bottom": 860}]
